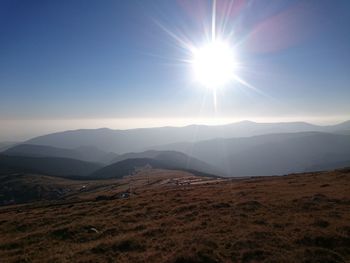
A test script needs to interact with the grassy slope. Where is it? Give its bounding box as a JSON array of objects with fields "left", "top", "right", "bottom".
[{"left": 0, "top": 168, "right": 349, "bottom": 262}]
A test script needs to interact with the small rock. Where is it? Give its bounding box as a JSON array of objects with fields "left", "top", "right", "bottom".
[{"left": 89, "top": 227, "right": 99, "bottom": 234}]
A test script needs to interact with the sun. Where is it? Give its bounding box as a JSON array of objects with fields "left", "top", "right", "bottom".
[{"left": 191, "top": 40, "right": 236, "bottom": 88}]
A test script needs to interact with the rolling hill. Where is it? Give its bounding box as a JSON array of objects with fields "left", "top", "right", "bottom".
[
  {"left": 0, "top": 155, "right": 102, "bottom": 177},
  {"left": 0, "top": 173, "right": 84, "bottom": 205},
  {"left": 91, "top": 158, "right": 172, "bottom": 179},
  {"left": 111, "top": 150, "right": 221, "bottom": 173},
  {"left": 91, "top": 152, "right": 219, "bottom": 179}
]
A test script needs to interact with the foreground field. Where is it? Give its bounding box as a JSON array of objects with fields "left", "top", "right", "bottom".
[{"left": 0, "top": 168, "right": 349, "bottom": 262}]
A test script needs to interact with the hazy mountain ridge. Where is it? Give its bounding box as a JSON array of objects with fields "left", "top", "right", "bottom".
[
  {"left": 24, "top": 120, "right": 350, "bottom": 154},
  {"left": 153, "top": 132, "right": 350, "bottom": 176}
]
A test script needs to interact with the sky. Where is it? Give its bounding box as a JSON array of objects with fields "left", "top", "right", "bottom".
[{"left": 1, "top": 0, "right": 350, "bottom": 141}]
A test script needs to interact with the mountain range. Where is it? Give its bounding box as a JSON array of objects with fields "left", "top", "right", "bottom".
[
  {"left": 1, "top": 120, "right": 350, "bottom": 178},
  {"left": 153, "top": 132, "right": 350, "bottom": 176},
  {"left": 23, "top": 120, "right": 350, "bottom": 153}
]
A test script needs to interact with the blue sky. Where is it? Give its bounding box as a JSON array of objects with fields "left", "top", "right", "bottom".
[{"left": 0, "top": 0, "right": 350, "bottom": 140}]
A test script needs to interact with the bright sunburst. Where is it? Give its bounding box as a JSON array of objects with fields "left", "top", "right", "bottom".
[
  {"left": 154, "top": 0, "right": 261, "bottom": 109},
  {"left": 191, "top": 40, "right": 236, "bottom": 88}
]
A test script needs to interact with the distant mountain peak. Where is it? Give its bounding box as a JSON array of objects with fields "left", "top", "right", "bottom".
[{"left": 237, "top": 120, "right": 257, "bottom": 124}]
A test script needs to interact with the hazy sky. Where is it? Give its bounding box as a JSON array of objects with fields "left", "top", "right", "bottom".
[{"left": 1, "top": 0, "right": 350, "bottom": 141}]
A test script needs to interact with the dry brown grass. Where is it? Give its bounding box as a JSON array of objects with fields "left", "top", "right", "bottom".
[{"left": 0, "top": 168, "right": 349, "bottom": 262}]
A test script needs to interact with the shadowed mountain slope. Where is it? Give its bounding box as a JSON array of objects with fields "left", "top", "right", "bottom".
[
  {"left": 0, "top": 142, "right": 19, "bottom": 152},
  {"left": 4, "top": 144, "right": 118, "bottom": 164},
  {"left": 0, "top": 155, "right": 102, "bottom": 177}
]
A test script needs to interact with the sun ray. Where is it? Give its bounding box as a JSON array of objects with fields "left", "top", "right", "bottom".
[
  {"left": 233, "top": 75, "right": 273, "bottom": 99},
  {"left": 151, "top": 0, "right": 268, "bottom": 112},
  {"left": 213, "top": 88, "right": 217, "bottom": 112},
  {"left": 211, "top": 0, "right": 216, "bottom": 42},
  {"left": 152, "top": 18, "right": 196, "bottom": 53}
]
